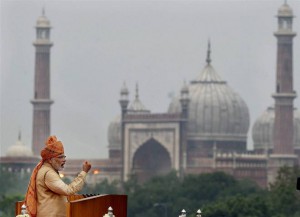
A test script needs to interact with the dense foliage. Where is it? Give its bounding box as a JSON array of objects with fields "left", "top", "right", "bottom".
[
  {"left": 0, "top": 167, "right": 30, "bottom": 217},
  {"left": 123, "top": 171, "right": 267, "bottom": 217},
  {"left": 1, "top": 166, "right": 300, "bottom": 217},
  {"left": 121, "top": 167, "right": 300, "bottom": 217}
]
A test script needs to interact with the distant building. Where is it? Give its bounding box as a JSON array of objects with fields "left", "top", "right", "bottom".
[
  {"left": 1, "top": 2, "right": 299, "bottom": 188},
  {"left": 0, "top": 133, "right": 39, "bottom": 174},
  {"left": 105, "top": 2, "right": 299, "bottom": 188}
]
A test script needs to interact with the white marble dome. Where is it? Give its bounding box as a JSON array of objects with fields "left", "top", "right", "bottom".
[
  {"left": 6, "top": 139, "right": 33, "bottom": 157},
  {"left": 252, "top": 107, "right": 300, "bottom": 150},
  {"left": 168, "top": 49, "right": 250, "bottom": 142}
]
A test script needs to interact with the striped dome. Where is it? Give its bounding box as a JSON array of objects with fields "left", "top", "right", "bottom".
[
  {"left": 168, "top": 46, "right": 250, "bottom": 142},
  {"left": 252, "top": 106, "right": 300, "bottom": 150}
]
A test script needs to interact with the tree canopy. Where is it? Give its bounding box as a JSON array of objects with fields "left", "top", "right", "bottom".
[{"left": 1, "top": 166, "right": 300, "bottom": 217}]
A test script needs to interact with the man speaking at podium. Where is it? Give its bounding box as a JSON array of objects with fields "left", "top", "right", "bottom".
[{"left": 24, "top": 135, "right": 92, "bottom": 217}]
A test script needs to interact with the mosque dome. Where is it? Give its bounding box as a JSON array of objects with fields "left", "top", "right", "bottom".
[
  {"left": 278, "top": 2, "right": 293, "bottom": 17},
  {"left": 252, "top": 107, "right": 300, "bottom": 151},
  {"left": 107, "top": 115, "right": 121, "bottom": 150},
  {"left": 168, "top": 44, "right": 250, "bottom": 142},
  {"left": 36, "top": 10, "right": 51, "bottom": 28},
  {"left": 252, "top": 107, "right": 275, "bottom": 151},
  {"left": 6, "top": 138, "right": 33, "bottom": 157}
]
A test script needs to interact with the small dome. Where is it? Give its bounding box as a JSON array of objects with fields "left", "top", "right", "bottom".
[
  {"left": 277, "top": 3, "right": 293, "bottom": 17},
  {"left": 127, "top": 84, "right": 150, "bottom": 114},
  {"left": 252, "top": 107, "right": 300, "bottom": 150},
  {"left": 6, "top": 139, "right": 33, "bottom": 157},
  {"left": 252, "top": 107, "right": 275, "bottom": 150},
  {"left": 36, "top": 10, "right": 51, "bottom": 28},
  {"left": 107, "top": 116, "right": 121, "bottom": 150},
  {"left": 128, "top": 98, "right": 149, "bottom": 113},
  {"left": 169, "top": 44, "right": 249, "bottom": 142}
]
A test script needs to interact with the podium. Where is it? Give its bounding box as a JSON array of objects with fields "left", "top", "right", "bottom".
[
  {"left": 66, "top": 194, "right": 127, "bottom": 217},
  {"left": 16, "top": 194, "right": 127, "bottom": 217}
]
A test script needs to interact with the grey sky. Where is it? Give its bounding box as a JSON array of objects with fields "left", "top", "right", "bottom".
[{"left": 1, "top": 0, "right": 300, "bottom": 159}]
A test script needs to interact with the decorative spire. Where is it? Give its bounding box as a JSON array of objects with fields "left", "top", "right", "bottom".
[
  {"left": 127, "top": 83, "right": 150, "bottom": 114},
  {"left": 42, "top": 7, "right": 45, "bottom": 16},
  {"left": 206, "top": 39, "right": 211, "bottom": 64},
  {"left": 135, "top": 83, "right": 139, "bottom": 100}
]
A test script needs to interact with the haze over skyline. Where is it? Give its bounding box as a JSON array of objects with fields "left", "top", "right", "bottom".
[{"left": 1, "top": 0, "right": 300, "bottom": 159}]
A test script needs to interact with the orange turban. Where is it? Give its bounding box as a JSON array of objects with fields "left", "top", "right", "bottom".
[
  {"left": 41, "top": 135, "right": 64, "bottom": 160},
  {"left": 25, "top": 135, "right": 64, "bottom": 217}
]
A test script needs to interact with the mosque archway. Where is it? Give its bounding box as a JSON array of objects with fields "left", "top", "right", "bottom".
[{"left": 132, "top": 138, "right": 171, "bottom": 183}]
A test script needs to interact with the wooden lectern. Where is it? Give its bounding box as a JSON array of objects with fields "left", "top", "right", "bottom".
[
  {"left": 16, "top": 194, "right": 127, "bottom": 217},
  {"left": 66, "top": 194, "right": 127, "bottom": 217}
]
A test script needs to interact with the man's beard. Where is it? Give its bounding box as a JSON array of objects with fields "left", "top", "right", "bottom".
[{"left": 51, "top": 160, "right": 65, "bottom": 171}]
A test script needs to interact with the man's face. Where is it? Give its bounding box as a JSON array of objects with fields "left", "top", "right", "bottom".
[{"left": 50, "top": 154, "right": 66, "bottom": 171}]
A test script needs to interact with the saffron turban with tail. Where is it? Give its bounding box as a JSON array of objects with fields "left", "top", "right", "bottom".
[{"left": 25, "top": 135, "right": 64, "bottom": 217}]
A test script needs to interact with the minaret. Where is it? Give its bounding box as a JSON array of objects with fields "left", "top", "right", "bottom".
[
  {"left": 119, "top": 82, "right": 129, "bottom": 183},
  {"left": 268, "top": 2, "right": 297, "bottom": 184},
  {"left": 180, "top": 80, "right": 189, "bottom": 178},
  {"left": 31, "top": 10, "right": 54, "bottom": 155},
  {"left": 272, "top": 2, "right": 297, "bottom": 155}
]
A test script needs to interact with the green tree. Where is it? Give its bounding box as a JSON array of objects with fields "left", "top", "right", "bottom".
[
  {"left": 125, "top": 171, "right": 180, "bottom": 217},
  {"left": 268, "top": 166, "right": 300, "bottom": 217},
  {"left": 124, "top": 171, "right": 264, "bottom": 217},
  {"left": 0, "top": 166, "right": 29, "bottom": 196},
  {"left": 0, "top": 194, "right": 24, "bottom": 217},
  {"left": 0, "top": 166, "right": 30, "bottom": 216},
  {"left": 79, "top": 178, "right": 119, "bottom": 195},
  {"left": 203, "top": 194, "right": 269, "bottom": 217}
]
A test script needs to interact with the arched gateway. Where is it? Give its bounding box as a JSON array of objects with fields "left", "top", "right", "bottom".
[{"left": 132, "top": 138, "right": 171, "bottom": 183}]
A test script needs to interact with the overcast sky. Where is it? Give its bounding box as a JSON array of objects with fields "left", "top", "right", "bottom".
[{"left": 1, "top": 0, "right": 300, "bottom": 159}]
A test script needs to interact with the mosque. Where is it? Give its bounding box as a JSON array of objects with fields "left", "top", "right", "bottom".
[{"left": 1, "top": 2, "right": 299, "bottom": 188}]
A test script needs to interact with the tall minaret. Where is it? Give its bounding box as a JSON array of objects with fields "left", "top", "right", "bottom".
[
  {"left": 119, "top": 82, "right": 129, "bottom": 184},
  {"left": 268, "top": 2, "right": 297, "bottom": 184},
  {"left": 272, "top": 2, "right": 297, "bottom": 155},
  {"left": 31, "top": 10, "right": 54, "bottom": 155}
]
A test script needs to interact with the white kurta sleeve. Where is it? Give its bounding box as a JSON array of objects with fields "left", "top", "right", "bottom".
[{"left": 45, "top": 170, "right": 87, "bottom": 196}]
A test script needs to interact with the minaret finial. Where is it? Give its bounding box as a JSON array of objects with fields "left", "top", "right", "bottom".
[
  {"left": 18, "top": 130, "right": 21, "bottom": 141},
  {"left": 42, "top": 7, "right": 45, "bottom": 16},
  {"left": 135, "top": 83, "right": 139, "bottom": 100},
  {"left": 206, "top": 39, "right": 211, "bottom": 64}
]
